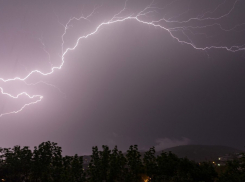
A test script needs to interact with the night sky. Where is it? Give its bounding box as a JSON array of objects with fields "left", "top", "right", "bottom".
[{"left": 0, "top": 0, "right": 245, "bottom": 155}]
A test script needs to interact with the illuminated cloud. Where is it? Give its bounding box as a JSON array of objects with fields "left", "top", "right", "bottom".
[{"left": 155, "top": 137, "right": 191, "bottom": 151}]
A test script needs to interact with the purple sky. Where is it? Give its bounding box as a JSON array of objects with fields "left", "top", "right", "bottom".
[{"left": 0, "top": 0, "right": 245, "bottom": 155}]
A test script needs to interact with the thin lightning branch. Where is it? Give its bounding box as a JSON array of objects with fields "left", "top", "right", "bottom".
[
  {"left": 198, "top": 0, "right": 228, "bottom": 19},
  {"left": 165, "top": 0, "right": 240, "bottom": 23},
  {"left": 24, "top": 80, "right": 66, "bottom": 98},
  {"left": 38, "top": 37, "right": 53, "bottom": 67},
  {"left": 0, "top": 0, "right": 244, "bottom": 118}
]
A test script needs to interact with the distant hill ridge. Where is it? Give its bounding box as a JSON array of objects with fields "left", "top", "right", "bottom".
[{"left": 157, "top": 145, "right": 243, "bottom": 162}]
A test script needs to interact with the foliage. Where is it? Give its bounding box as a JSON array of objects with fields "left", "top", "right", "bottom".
[
  {"left": 125, "top": 145, "right": 144, "bottom": 182},
  {"left": 217, "top": 152, "right": 245, "bottom": 182},
  {"left": 0, "top": 141, "right": 85, "bottom": 182},
  {"left": 0, "top": 141, "right": 243, "bottom": 182},
  {"left": 0, "top": 146, "right": 32, "bottom": 182}
]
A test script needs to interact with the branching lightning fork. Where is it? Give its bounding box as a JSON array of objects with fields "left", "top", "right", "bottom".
[{"left": 0, "top": 0, "right": 244, "bottom": 118}]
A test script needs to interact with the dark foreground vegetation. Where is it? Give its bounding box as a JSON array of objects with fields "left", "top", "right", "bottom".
[{"left": 0, "top": 141, "right": 244, "bottom": 182}]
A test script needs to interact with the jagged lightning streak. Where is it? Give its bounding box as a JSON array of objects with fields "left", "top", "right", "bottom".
[
  {"left": 0, "top": 0, "right": 244, "bottom": 118},
  {"left": 0, "top": 88, "right": 43, "bottom": 117}
]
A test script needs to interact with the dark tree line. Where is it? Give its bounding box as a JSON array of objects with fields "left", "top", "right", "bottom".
[{"left": 0, "top": 141, "right": 244, "bottom": 182}]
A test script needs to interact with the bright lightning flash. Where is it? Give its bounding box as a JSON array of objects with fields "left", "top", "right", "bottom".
[{"left": 0, "top": 0, "right": 244, "bottom": 118}]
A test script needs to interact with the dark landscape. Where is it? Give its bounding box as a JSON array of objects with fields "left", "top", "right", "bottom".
[{"left": 0, "top": 141, "right": 245, "bottom": 181}]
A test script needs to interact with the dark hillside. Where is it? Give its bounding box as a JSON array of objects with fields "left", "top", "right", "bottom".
[{"left": 155, "top": 145, "right": 243, "bottom": 162}]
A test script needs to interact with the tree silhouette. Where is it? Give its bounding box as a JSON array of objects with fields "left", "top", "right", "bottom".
[
  {"left": 143, "top": 147, "right": 157, "bottom": 181},
  {"left": 218, "top": 152, "right": 245, "bottom": 182},
  {"left": 0, "top": 146, "right": 32, "bottom": 182},
  {"left": 125, "top": 145, "right": 144, "bottom": 182},
  {"left": 107, "top": 146, "right": 126, "bottom": 182},
  {"left": 0, "top": 141, "right": 242, "bottom": 182}
]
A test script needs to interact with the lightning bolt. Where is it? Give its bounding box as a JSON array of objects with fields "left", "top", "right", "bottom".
[
  {"left": 0, "top": 88, "right": 43, "bottom": 117},
  {"left": 0, "top": 0, "right": 244, "bottom": 118}
]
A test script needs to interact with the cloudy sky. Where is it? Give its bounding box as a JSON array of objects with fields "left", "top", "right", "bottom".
[{"left": 0, "top": 0, "right": 245, "bottom": 155}]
